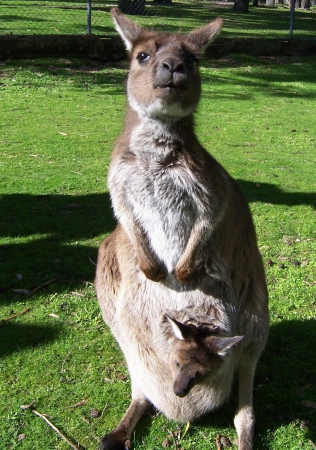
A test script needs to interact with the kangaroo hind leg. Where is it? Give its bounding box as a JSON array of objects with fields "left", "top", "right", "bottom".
[
  {"left": 234, "top": 348, "right": 262, "bottom": 450},
  {"left": 101, "top": 396, "right": 150, "bottom": 450}
]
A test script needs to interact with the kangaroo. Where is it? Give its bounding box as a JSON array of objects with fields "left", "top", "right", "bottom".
[{"left": 95, "top": 8, "right": 269, "bottom": 450}]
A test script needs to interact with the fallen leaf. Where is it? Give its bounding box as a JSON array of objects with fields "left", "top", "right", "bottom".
[
  {"left": 49, "top": 313, "right": 60, "bottom": 319},
  {"left": 162, "top": 437, "right": 170, "bottom": 447},
  {"left": 20, "top": 401, "right": 36, "bottom": 410},
  {"left": 70, "top": 291, "right": 85, "bottom": 297},
  {"left": 220, "top": 435, "right": 232, "bottom": 447},
  {"left": 58, "top": 131, "right": 68, "bottom": 136},
  {"left": 12, "top": 288, "right": 32, "bottom": 295},
  {"left": 69, "top": 398, "right": 87, "bottom": 409},
  {"left": 301, "top": 401, "right": 316, "bottom": 409},
  {"left": 296, "top": 383, "right": 312, "bottom": 395}
]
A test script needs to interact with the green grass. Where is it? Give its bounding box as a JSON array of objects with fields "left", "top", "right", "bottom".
[
  {"left": 0, "top": 55, "right": 316, "bottom": 449},
  {"left": 0, "top": 0, "right": 316, "bottom": 38}
]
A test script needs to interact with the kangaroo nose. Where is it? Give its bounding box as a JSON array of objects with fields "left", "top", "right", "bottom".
[{"left": 161, "top": 57, "right": 185, "bottom": 74}]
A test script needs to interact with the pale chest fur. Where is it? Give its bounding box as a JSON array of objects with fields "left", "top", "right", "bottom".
[{"left": 108, "top": 119, "right": 211, "bottom": 273}]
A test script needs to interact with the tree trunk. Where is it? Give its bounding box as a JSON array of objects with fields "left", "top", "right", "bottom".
[
  {"left": 131, "top": 0, "right": 146, "bottom": 14},
  {"left": 118, "top": 0, "right": 132, "bottom": 14},
  {"left": 233, "top": 0, "right": 249, "bottom": 12},
  {"left": 253, "top": 0, "right": 259, "bottom": 6},
  {"left": 266, "top": 0, "right": 275, "bottom": 5},
  {"left": 300, "top": 0, "right": 310, "bottom": 8}
]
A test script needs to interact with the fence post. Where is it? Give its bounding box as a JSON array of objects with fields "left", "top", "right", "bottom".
[
  {"left": 87, "top": 0, "right": 92, "bottom": 34},
  {"left": 289, "top": 0, "right": 295, "bottom": 39}
]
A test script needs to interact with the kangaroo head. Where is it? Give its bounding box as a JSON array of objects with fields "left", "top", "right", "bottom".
[
  {"left": 111, "top": 8, "right": 223, "bottom": 120},
  {"left": 166, "top": 316, "right": 243, "bottom": 398}
]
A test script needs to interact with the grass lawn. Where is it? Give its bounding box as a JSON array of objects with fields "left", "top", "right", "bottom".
[
  {"left": 0, "top": 0, "right": 316, "bottom": 38},
  {"left": 0, "top": 54, "right": 316, "bottom": 449}
]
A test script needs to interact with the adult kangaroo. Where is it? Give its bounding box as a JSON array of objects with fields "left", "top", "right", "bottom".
[{"left": 95, "top": 8, "right": 269, "bottom": 450}]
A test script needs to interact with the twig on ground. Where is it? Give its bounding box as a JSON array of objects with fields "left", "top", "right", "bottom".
[
  {"left": 90, "top": 403, "right": 108, "bottom": 442},
  {"left": 31, "top": 409, "right": 83, "bottom": 450},
  {"left": 1, "top": 308, "right": 30, "bottom": 325},
  {"left": 167, "top": 429, "right": 178, "bottom": 449},
  {"left": 12, "top": 278, "right": 59, "bottom": 296},
  {"left": 60, "top": 351, "right": 72, "bottom": 381},
  {"left": 216, "top": 434, "right": 223, "bottom": 450},
  {"left": 89, "top": 254, "right": 97, "bottom": 266},
  {"left": 31, "top": 278, "right": 59, "bottom": 293},
  {"left": 81, "top": 281, "right": 94, "bottom": 286},
  {"left": 182, "top": 421, "right": 190, "bottom": 439},
  {"left": 69, "top": 398, "right": 87, "bottom": 409}
]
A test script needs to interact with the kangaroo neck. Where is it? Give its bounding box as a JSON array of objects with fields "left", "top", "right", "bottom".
[{"left": 127, "top": 107, "right": 196, "bottom": 148}]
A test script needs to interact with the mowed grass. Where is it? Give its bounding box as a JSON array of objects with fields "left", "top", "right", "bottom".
[
  {"left": 1, "top": 0, "right": 316, "bottom": 38},
  {"left": 0, "top": 54, "right": 316, "bottom": 450}
]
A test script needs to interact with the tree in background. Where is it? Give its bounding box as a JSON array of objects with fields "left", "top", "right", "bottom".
[
  {"left": 233, "top": 0, "right": 249, "bottom": 12},
  {"left": 118, "top": 0, "right": 146, "bottom": 14}
]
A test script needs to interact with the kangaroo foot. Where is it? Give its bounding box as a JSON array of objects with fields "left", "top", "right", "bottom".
[{"left": 100, "top": 432, "right": 130, "bottom": 450}]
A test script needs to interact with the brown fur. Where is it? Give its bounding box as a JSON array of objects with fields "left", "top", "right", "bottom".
[{"left": 95, "top": 8, "right": 269, "bottom": 450}]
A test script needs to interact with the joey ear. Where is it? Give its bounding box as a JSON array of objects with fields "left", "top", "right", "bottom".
[
  {"left": 186, "top": 18, "right": 223, "bottom": 52},
  {"left": 210, "top": 335, "right": 244, "bottom": 356},
  {"left": 166, "top": 316, "right": 191, "bottom": 341},
  {"left": 111, "top": 7, "right": 143, "bottom": 51}
]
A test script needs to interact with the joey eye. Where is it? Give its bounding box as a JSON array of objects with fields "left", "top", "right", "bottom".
[
  {"left": 137, "top": 52, "right": 150, "bottom": 63},
  {"left": 187, "top": 55, "right": 199, "bottom": 67}
]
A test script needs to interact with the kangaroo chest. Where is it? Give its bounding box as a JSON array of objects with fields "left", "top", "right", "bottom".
[{"left": 117, "top": 124, "right": 208, "bottom": 271}]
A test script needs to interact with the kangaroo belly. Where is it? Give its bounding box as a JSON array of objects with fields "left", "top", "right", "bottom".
[
  {"left": 124, "top": 335, "right": 235, "bottom": 422},
  {"left": 110, "top": 278, "right": 236, "bottom": 421}
]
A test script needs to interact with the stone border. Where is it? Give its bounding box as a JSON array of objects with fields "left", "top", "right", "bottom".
[{"left": 1, "top": 34, "right": 316, "bottom": 60}]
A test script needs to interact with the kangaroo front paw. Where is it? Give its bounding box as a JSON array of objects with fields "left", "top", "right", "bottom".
[
  {"left": 175, "top": 260, "right": 195, "bottom": 283},
  {"left": 141, "top": 264, "right": 166, "bottom": 282},
  {"left": 138, "top": 259, "right": 166, "bottom": 282},
  {"left": 100, "top": 433, "right": 130, "bottom": 450}
]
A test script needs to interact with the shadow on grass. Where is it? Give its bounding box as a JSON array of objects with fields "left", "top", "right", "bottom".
[
  {"left": 253, "top": 318, "right": 316, "bottom": 448},
  {"left": 0, "top": 192, "right": 116, "bottom": 304},
  {"left": 237, "top": 179, "right": 316, "bottom": 210},
  {"left": 103, "top": 318, "right": 316, "bottom": 449},
  {"left": 201, "top": 57, "right": 316, "bottom": 99},
  {"left": 0, "top": 322, "right": 62, "bottom": 357},
  {"left": 2, "top": 55, "right": 316, "bottom": 100},
  {"left": 194, "top": 318, "right": 316, "bottom": 448},
  {"left": 1, "top": 180, "right": 315, "bottom": 303}
]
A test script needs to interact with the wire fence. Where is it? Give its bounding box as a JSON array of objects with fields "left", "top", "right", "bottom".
[{"left": 1, "top": 0, "right": 316, "bottom": 38}]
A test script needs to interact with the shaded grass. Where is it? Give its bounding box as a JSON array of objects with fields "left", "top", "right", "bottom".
[
  {"left": 0, "top": 55, "right": 316, "bottom": 449},
  {"left": 0, "top": 0, "right": 316, "bottom": 38}
]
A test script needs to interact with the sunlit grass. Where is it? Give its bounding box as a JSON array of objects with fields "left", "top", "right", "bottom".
[{"left": 0, "top": 55, "right": 315, "bottom": 449}]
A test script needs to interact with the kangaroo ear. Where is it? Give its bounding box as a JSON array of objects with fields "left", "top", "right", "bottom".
[
  {"left": 186, "top": 18, "right": 223, "bottom": 52},
  {"left": 166, "top": 316, "right": 191, "bottom": 341},
  {"left": 209, "top": 335, "right": 244, "bottom": 356},
  {"left": 111, "top": 7, "right": 143, "bottom": 51}
]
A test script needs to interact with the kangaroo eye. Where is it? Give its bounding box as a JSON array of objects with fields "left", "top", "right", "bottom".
[
  {"left": 137, "top": 52, "right": 150, "bottom": 63},
  {"left": 175, "top": 360, "right": 180, "bottom": 368},
  {"left": 187, "top": 55, "right": 199, "bottom": 67}
]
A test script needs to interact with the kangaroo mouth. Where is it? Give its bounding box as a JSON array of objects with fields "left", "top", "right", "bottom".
[{"left": 155, "top": 79, "right": 189, "bottom": 90}]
